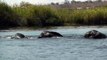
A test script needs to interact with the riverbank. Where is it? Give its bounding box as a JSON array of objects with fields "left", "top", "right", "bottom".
[
  {"left": 0, "top": 26, "right": 107, "bottom": 31},
  {"left": 1, "top": 2, "right": 107, "bottom": 29}
]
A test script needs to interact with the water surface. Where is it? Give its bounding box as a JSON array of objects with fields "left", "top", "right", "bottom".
[{"left": 0, "top": 26, "right": 107, "bottom": 60}]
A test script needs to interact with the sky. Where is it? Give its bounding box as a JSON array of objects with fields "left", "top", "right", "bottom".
[
  {"left": 1, "top": 0, "right": 86, "bottom": 5},
  {"left": 2, "top": 0, "right": 97, "bottom": 6}
]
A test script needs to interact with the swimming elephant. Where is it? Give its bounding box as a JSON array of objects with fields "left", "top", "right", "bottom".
[
  {"left": 11, "top": 33, "right": 26, "bottom": 39},
  {"left": 38, "top": 31, "right": 63, "bottom": 38},
  {"left": 84, "top": 30, "right": 106, "bottom": 39}
]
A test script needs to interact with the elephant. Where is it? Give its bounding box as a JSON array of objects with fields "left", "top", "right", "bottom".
[
  {"left": 38, "top": 31, "right": 63, "bottom": 38},
  {"left": 84, "top": 30, "right": 106, "bottom": 39},
  {"left": 11, "top": 33, "right": 26, "bottom": 39}
]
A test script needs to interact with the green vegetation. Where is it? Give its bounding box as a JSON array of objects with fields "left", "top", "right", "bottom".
[
  {"left": 0, "top": 2, "right": 20, "bottom": 29},
  {"left": 0, "top": 2, "right": 107, "bottom": 29}
]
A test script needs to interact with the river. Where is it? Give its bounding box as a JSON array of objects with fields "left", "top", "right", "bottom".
[{"left": 0, "top": 26, "right": 107, "bottom": 60}]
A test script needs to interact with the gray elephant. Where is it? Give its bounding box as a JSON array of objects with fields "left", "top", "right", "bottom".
[
  {"left": 38, "top": 31, "right": 63, "bottom": 38},
  {"left": 84, "top": 30, "right": 106, "bottom": 39},
  {"left": 11, "top": 33, "right": 26, "bottom": 39}
]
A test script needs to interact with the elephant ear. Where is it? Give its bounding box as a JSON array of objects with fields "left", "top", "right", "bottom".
[
  {"left": 45, "top": 32, "right": 50, "bottom": 36},
  {"left": 95, "top": 32, "right": 100, "bottom": 36},
  {"left": 14, "top": 33, "right": 25, "bottom": 39},
  {"left": 84, "top": 31, "right": 91, "bottom": 38}
]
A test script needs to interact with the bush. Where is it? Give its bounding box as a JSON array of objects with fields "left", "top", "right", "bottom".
[
  {"left": 0, "top": 2, "right": 20, "bottom": 28},
  {"left": 1, "top": 1, "right": 107, "bottom": 29},
  {"left": 21, "top": 6, "right": 64, "bottom": 27}
]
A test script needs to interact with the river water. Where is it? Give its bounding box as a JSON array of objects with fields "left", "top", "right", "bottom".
[{"left": 0, "top": 26, "right": 107, "bottom": 60}]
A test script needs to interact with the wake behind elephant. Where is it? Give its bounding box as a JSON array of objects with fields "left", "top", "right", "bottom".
[
  {"left": 38, "top": 31, "right": 63, "bottom": 38},
  {"left": 84, "top": 30, "right": 107, "bottom": 39}
]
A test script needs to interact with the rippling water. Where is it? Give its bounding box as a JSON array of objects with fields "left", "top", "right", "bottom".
[{"left": 0, "top": 26, "right": 107, "bottom": 60}]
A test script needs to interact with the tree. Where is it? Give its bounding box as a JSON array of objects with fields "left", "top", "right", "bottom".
[
  {"left": 0, "top": 2, "right": 19, "bottom": 28},
  {"left": 20, "top": 1, "right": 32, "bottom": 7},
  {"left": 64, "top": 0, "right": 70, "bottom": 4},
  {"left": 97, "top": 0, "right": 102, "bottom": 2}
]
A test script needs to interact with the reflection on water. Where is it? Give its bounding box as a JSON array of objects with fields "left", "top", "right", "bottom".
[{"left": 0, "top": 26, "right": 107, "bottom": 60}]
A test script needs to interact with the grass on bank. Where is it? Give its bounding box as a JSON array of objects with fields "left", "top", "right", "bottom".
[{"left": 0, "top": 2, "right": 107, "bottom": 29}]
